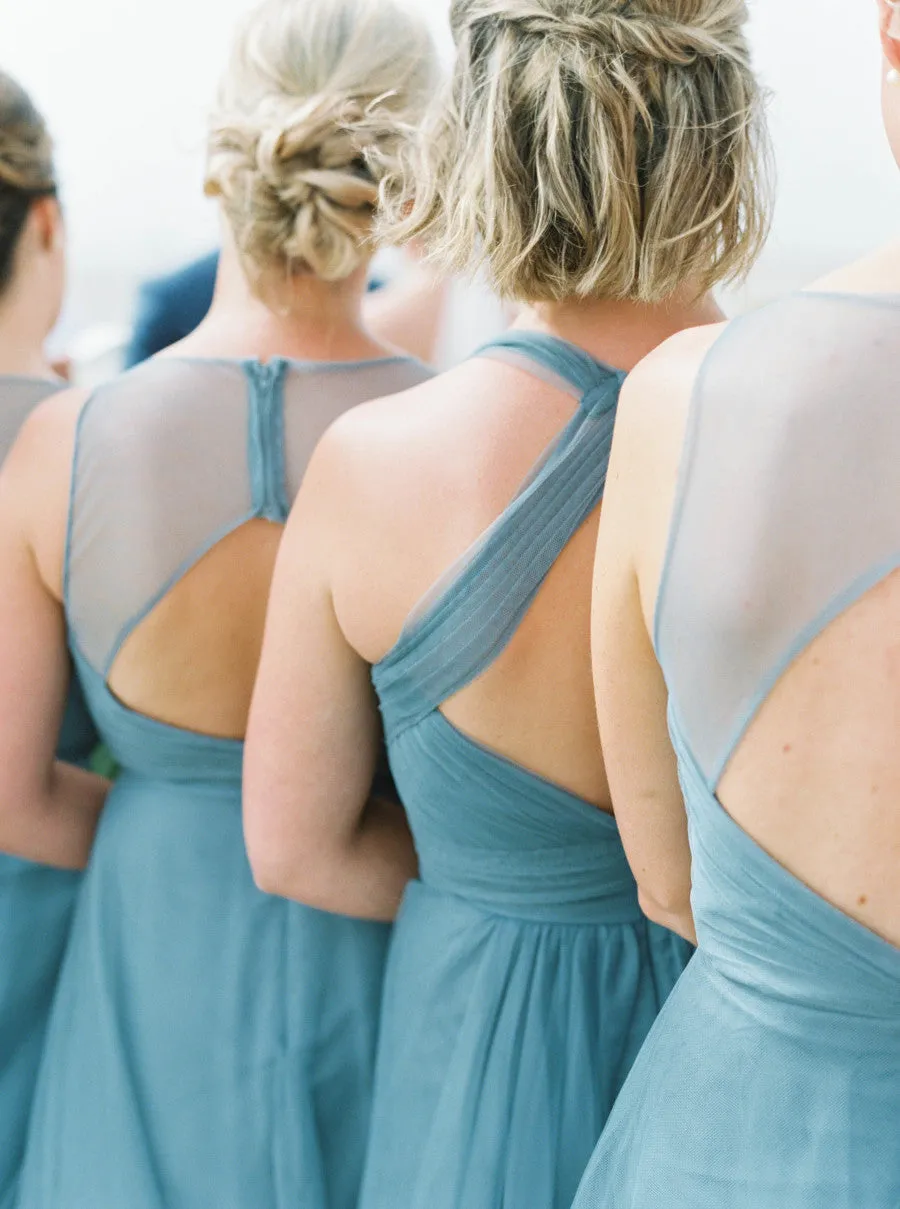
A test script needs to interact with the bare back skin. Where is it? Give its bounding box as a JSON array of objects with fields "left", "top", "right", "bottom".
[
  {"left": 609, "top": 260, "right": 900, "bottom": 950},
  {"left": 106, "top": 520, "right": 283, "bottom": 739},
  {"left": 327, "top": 293, "right": 723, "bottom": 817},
  {"left": 335, "top": 355, "right": 609, "bottom": 806},
  {"left": 721, "top": 573, "right": 900, "bottom": 947}
]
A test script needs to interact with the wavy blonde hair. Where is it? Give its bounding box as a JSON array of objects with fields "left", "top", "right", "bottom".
[
  {"left": 206, "top": 0, "right": 438, "bottom": 285},
  {"left": 0, "top": 71, "right": 56, "bottom": 294},
  {"left": 380, "top": 0, "right": 772, "bottom": 303}
]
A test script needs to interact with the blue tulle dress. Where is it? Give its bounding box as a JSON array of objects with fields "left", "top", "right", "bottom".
[
  {"left": 15, "top": 354, "right": 431, "bottom": 1209},
  {"left": 0, "top": 376, "right": 98, "bottom": 1209},
  {"left": 359, "top": 333, "right": 693, "bottom": 1209},
  {"left": 572, "top": 293, "right": 900, "bottom": 1209}
]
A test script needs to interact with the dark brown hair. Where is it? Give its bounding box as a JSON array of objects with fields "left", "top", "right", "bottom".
[{"left": 0, "top": 71, "right": 56, "bottom": 295}]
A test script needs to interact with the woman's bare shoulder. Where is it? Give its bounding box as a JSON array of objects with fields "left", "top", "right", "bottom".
[
  {"left": 331, "top": 359, "right": 474, "bottom": 439},
  {"left": 304, "top": 360, "right": 482, "bottom": 507},
  {"left": 805, "top": 241, "right": 900, "bottom": 297},
  {"left": 0, "top": 386, "right": 94, "bottom": 597},
  {"left": 614, "top": 321, "right": 728, "bottom": 451},
  {"left": 4, "top": 386, "right": 92, "bottom": 492}
]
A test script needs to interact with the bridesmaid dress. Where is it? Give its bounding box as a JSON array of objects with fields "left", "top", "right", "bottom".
[
  {"left": 0, "top": 376, "right": 98, "bottom": 1209},
  {"left": 15, "top": 353, "right": 431, "bottom": 1209},
  {"left": 572, "top": 293, "right": 900, "bottom": 1209},
  {"left": 359, "top": 333, "right": 693, "bottom": 1209}
]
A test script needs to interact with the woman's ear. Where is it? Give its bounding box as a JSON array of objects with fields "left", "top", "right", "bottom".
[
  {"left": 879, "top": 0, "right": 900, "bottom": 71},
  {"left": 29, "top": 195, "right": 63, "bottom": 254}
]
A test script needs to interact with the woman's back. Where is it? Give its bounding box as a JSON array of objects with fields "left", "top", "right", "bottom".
[
  {"left": 3, "top": 0, "right": 440, "bottom": 1201},
  {"left": 334, "top": 335, "right": 632, "bottom": 806},
  {"left": 67, "top": 353, "right": 428, "bottom": 743},
  {"left": 658, "top": 291, "right": 900, "bottom": 948},
  {"left": 573, "top": 288, "right": 900, "bottom": 1209},
  {"left": 16, "top": 350, "right": 432, "bottom": 1209},
  {"left": 367, "top": 333, "right": 626, "bottom": 887},
  {"left": 271, "top": 328, "right": 695, "bottom": 1209},
  {"left": 339, "top": 295, "right": 754, "bottom": 798},
  {"left": 245, "top": 2, "right": 771, "bottom": 1205}
]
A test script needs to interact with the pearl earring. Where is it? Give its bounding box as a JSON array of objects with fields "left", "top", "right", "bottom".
[{"left": 889, "top": 68, "right": 900, "bottom": 86}]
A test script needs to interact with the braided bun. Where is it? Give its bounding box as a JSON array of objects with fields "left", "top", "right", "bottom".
[
  {"left": 0, "top": 71, "right": 56, "bottom": 295},
  {"left": 380, "top": 0, "right": 773, "bottom": 303},
  {"left": 206, "top": 0, "right": 437, "bottom": 284}
]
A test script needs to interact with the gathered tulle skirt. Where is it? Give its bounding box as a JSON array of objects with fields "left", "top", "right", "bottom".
[
  {"left": 15, "top": 773, "right": 391, "bottom": 1209},
  {"left": 0, "top": 856, "right": 79, "bottom": 1209},
  {"left": 0, "top": 683, "right": 98, "bottom": 1206},
  {"left": 358, "top": 879, "right": 692, "bottom": 1209},
  {"left": 571, "top": 951, "right": 900, "bottom": 1209}
]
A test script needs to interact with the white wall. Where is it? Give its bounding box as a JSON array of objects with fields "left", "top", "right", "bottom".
[
  {"left": 1, "top": 0, "right": 897, "bottom": 333},
  {"left": 741, "top": 0, "right": 900, "bottom": 304}
]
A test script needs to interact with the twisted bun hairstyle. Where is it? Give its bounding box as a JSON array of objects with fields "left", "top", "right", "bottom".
[
  {"left": 205, "top": 0, "right": 438, "bottom": 285},
  {"left": 380, "top": 0, "right": 773, "bottom": 303},
  {"left": 0, "top": 71, "right": 56, "bottom": 296}
]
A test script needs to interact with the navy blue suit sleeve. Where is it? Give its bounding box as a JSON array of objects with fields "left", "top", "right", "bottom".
[
  {"left": 123, "top": 281, "right": 185, "bottom": 368},
  {"left": 123, "top": 252, "right": 219, "bottom": 368}
]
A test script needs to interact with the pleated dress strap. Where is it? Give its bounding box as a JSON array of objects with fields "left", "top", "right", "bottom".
[
  {"left": 373, "top": 332, "right": 625, "bottom": 737},
  {"left": 476, "top": 330, "right": 621, "bottom": 399}
]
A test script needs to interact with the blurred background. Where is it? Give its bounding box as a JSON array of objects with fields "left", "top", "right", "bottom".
[{"left": 1, "top": 0, "right": 898, "bottom": 371}]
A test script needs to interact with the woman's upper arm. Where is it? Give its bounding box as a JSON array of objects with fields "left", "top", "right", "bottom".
[
  {"left": 592, "top": 331, "right": 718, "bottom": 930},
  {"left": 243, "top": 424, "right": 381, "bottom": 889},
  {"left": 0, "top": 394, "right": 83, "bottom": 814}
]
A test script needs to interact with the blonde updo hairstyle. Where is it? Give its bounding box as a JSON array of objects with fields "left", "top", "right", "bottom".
[
  {"left": 205, "top": 0, "right": 437, "bottom": 290},
  {"left": 0, "top": 71, "right": 57, "bottom": 296},
  {"left": 381, "top": 0, "right": 772, "bottom": 303}
]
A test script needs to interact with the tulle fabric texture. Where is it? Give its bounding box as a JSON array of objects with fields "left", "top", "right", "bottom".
[
  {"left": 360, "top": 333, "right": 693, "bottom": 1209},
  {"left": 572, "top": 295, "right": 900, "bottom": 1209},
  {"left": 14, "top": 355, "right": 432, "bottom": 1209},
  {"left": 0, "top": 376, "right": 98, "bottom": 1209}
]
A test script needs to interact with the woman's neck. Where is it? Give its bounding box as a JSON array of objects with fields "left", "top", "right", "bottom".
[
  {"left": 0, "top": 288, "right": 54, "bottom": 378},
  {"left": 518, "top": 288, "right": 726, "bottom": 373},
  {"left": 172, "top": 243, "right": 388, "bottom": 365}
]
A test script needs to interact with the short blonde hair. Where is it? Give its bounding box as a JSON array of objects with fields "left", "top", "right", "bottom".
[
  {"left": 380, "top": 0, "right": 772, "bottom": 304},
  {"left": 205, "top": 0, "right": 438, "bottom": 285}
]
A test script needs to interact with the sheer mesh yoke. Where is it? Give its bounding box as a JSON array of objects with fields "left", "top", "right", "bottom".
[
  {"left": 656, "top": 293, "right": 900, "bottom": 788},
  {"left": 374, "top": 331, "right": 625, "bottom": 739},
  {"left": 570, "top": 291, "right": 900, "bottom": 1209},
  {"left": 18, "top": 355, "right": 422, "bottom": 1208},
  {"left": 65, "top": 355, "right": 430, "bottom": 676},
  {"left": 0, "top": 375, "right": 62, "bottom": 452}
]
